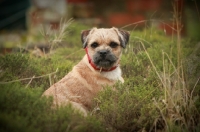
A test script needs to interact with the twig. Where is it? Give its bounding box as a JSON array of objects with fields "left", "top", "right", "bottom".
[
  {"left": 25, "top": 75, "right": 35, "bottom": 88},
  {"left": 153, "top": 98, "right": 169, "bottom": 129},
  {"left": 65, "top": 49, "right": 84, "bottom": 59},
  {"left": 191, "top": 77, "right": 200, "bottom": 99},
  {"left": 0, "top": 68, "right": 58, "bottom": 84},
  {"left": 121, "top": 19, "right": 177, "bottom": 33},
  {"left": 133, "top": 36, "right": 164, "bottom": 86},
  {"left": 194, "top": 0, "right": 200, "bottom": 22},
  {"left": 121, "top": 20, "right": 147, "bottom": 29}
]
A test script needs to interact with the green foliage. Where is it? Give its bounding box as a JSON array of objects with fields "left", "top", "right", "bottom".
[
  {"left": 94, "top": 82, "right": 162, "bottom": 132},
  {"left": 92, "top": 28, "right": 200, "bottom": 131},
  {"left": 0, "top": 53, "right": 36, "bottom": 82},
  {"left": 0, "top": 83, "right": 105, "bottom": 132},
  {"left": 0, "top": 52, "right": 74, "bottom": 89},
  {"left": 66, "top": 22, "right": 91, "bottom": 47},
  {"left": 0, "top": 25, "right": 199, "bottom": 132}
]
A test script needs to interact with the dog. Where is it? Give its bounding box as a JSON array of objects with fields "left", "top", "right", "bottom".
[{"left": 43, "top": 27, "right": 130, "bottom": 115}]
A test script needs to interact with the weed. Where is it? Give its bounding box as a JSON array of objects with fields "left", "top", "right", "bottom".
[
  {"left": 94, "top": 82, "right": 163, "bottom": 132},
  {"left": 0, "top": 16, "right": 199, "bottom": 131},
  {"left": 0, "top": 52, "right": 74, "bottom": 89},
  {"left": 0, "top": 83, "right": 105, "bottom": 132}
]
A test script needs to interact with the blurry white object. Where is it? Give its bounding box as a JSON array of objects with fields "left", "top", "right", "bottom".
[{"left": 32, "top": 0, "right": 67, "bottom": 16}]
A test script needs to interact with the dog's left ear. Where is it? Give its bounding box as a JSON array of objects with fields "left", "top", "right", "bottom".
[
  {"left": 81, "top": 30, "right": 91, "bottom": 48},
  {"left": 119, "top": 29, "right": 130, "bottom": 48},
  {"left": 113, "top": 28, "right": 130, "bottom": 48}
]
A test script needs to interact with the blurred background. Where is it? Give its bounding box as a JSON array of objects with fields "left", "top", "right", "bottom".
[{"left": 0, "top": 0, "right": 200, "bottom": 54}]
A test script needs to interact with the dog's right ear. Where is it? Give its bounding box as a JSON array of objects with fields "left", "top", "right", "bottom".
[{"left": 81, "top": 30, "right": 91, "bottom": 48}]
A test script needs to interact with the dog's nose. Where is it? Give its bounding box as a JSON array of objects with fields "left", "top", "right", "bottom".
[{"left": 99, "top": 50, "right": 108, "bottom": 58}]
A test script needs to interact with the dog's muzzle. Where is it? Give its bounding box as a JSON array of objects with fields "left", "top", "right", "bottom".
[{"left": 93, "top": 50, "right": 117, "bottom": 68}]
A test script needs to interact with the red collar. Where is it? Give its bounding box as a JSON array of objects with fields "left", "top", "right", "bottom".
[{"left": 85, "top": 47, "right": 117, "bottom": 72}]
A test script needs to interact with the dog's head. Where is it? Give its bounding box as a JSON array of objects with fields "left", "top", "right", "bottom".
[{"left": 81, "top": 27, "right": 130, "bottom": 69}]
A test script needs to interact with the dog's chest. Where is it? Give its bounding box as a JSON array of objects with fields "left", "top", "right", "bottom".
[{"left": 100, "top": 67, "right": 122, "bottom": 81}]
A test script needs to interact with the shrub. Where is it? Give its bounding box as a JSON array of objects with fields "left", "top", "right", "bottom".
[
  {"left": 0, "top": 25, "right": 199, "bottom": 132},
  {"left": 92, "top": 28, "right": 200, "bottom": 132},
  {"left": 94, "top": 82, "right": 163, "bottom": 132},
  {"left": 0, "top": 83, "right": 105, "bottom": 132},
  {"left": 0, "top": 52, "right": 74, "bottom": 89}
]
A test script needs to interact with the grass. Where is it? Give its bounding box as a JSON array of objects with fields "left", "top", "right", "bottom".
[{"left": 0, "top": 9, "right": 200, "bottom": 132}]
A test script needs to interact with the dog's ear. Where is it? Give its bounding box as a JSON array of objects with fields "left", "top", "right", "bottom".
[
  {"left": 81, "top": 30, "right": 91, "bottom": 48},
  {"left": 113, "top": 27, "right": 130, "bottom": 48},
  {"left": 118, "top": 29, "right": 130, "bottom": 48}
]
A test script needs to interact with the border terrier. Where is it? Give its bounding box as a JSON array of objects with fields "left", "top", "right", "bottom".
[{"left": 43, "top": 27, "right": 130, "bottom": 115}]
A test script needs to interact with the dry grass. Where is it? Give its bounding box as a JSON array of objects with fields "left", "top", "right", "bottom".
[
  {"left": 0, "top": 2, "right": 199, "bottom": 131},
  {"left": 40, "top": 18, "right": 74, "bottom": 53},
  {"left": 127, "top": 2, "right": 199, "bottom": 131}
]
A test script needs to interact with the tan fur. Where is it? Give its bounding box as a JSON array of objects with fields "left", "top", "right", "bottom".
[{"left": 43, "top": 27, "right": 129, "bottom": 116}]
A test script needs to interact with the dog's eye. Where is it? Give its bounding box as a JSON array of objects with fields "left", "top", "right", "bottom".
[
  {"left": 91, "top": 42, "right": 99, "bottom": 48},
  {"left": 110, "top": 42, "right": 118, "bottom": 48}
]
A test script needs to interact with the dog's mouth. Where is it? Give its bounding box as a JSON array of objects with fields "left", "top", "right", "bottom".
[
  {"left": 93, "top": 52, "right": 117, "bottom": 69},
  {"left": 96, "top": 59, "right": 114, "bottom": 67}
]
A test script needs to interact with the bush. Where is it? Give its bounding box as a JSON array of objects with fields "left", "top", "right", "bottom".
[
  {"left": 94, "top": 82, "right": 163, "bottom": 132},
  {"left": 92, "top": 28, "right": 200, "bottom": 132},
  {"left": 0, "top": 83, "right": 105, "bottom": 132},
  {"left": 0, "top": 25, "right": 199, "bottom": 132},
  {"left": 0, "top": 52, "right": 74, "bottom": 89}
]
